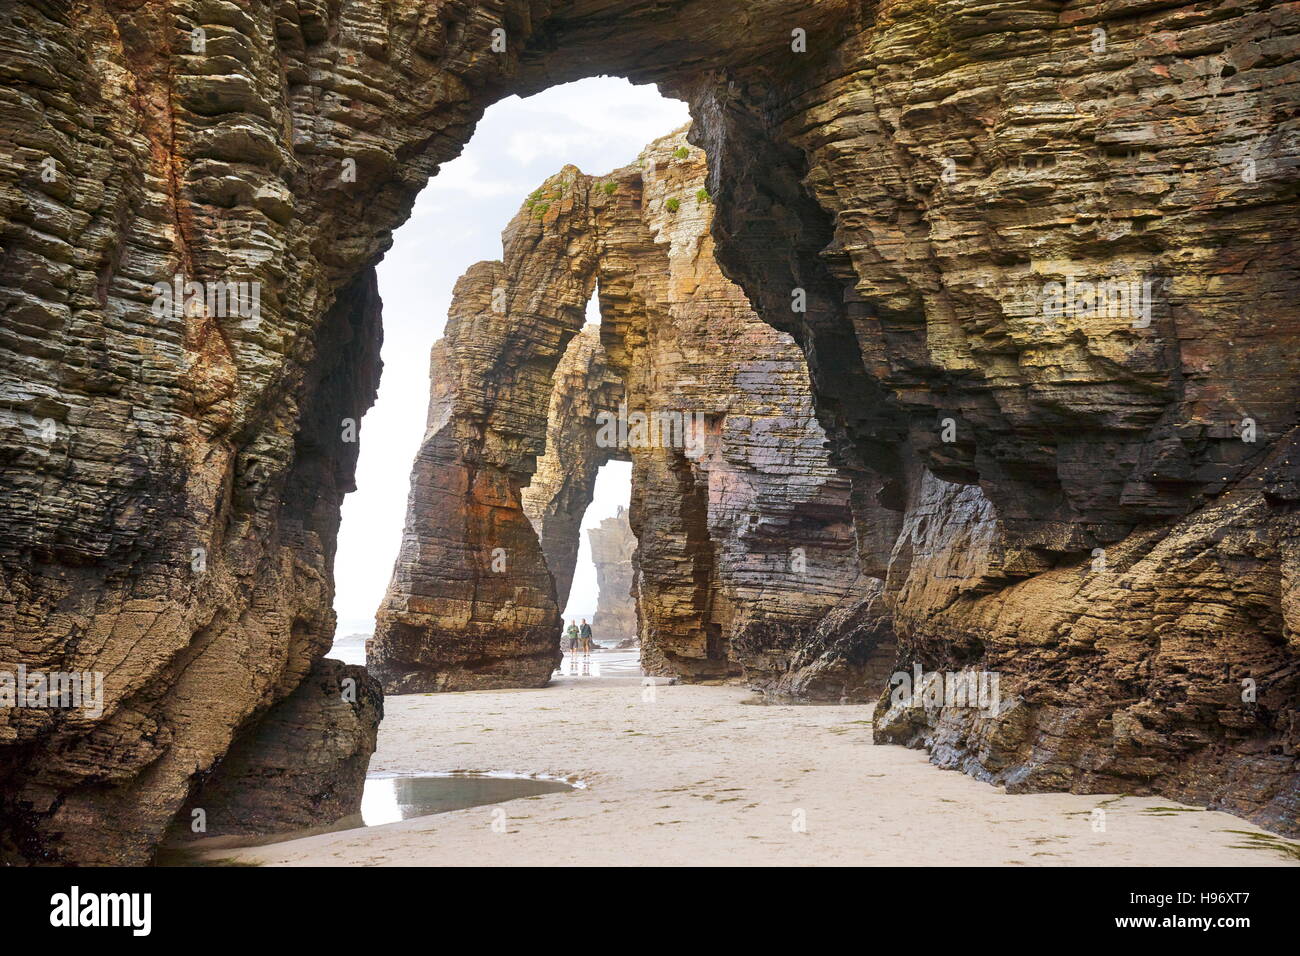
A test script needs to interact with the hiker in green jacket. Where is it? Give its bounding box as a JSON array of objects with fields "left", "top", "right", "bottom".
[{"left": 565, "top": 621, "right": 580, "bottom": 675}]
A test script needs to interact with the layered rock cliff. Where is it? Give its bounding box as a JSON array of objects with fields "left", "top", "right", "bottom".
[
  {"left": 167, "top": 659, "right": 382, "bottom": 843},
  {"left": 368, "top": 169, "right": 603, "bottom": 692},
  {"left": 374, "top": 128, "right": 864, "bottom": 688},
  {"left": 689, "top": 2, "right": 1300, "bottom": 832},
  {"left": 588, "top": 507, "right": 637, "bottom": 645},
  {"left": 1, "top": 0, "right": 1296, "bottom": 863},
  {"left": 521, "top": 325, "right": 626, "bottom": 612},
  {"left": 600, "top": 132, "right": 866, "bottom": 680}
]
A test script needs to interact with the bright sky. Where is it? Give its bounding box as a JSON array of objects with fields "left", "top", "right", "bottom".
[{"left": 331, "top": 78, "right": 689, "bottom": 637}]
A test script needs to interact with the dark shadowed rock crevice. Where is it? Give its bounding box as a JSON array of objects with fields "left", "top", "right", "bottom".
[{"left": 740, "top": 576, "right": 897, "bottom": 704}]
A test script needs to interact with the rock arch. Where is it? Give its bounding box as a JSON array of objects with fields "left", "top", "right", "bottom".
[
  {"left": 521, "top": 325, "right": 628, "bottom": 621},
  {"left": 371, "top": 128, "right": 871, "bottom": 689},
  {"left": 1, "top": 0, "right": 1297, "bottom": 862}
]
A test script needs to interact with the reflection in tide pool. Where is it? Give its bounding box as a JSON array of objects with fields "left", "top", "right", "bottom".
[{"left": 361, "top": 774, "right": 574, "bottom": 826}]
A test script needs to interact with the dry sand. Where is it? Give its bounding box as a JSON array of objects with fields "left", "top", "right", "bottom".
[{"left": 193, "top": 676, "right": 1299, "bottom": 866}]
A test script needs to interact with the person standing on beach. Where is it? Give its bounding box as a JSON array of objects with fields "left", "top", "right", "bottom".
[
  {"left": 579, "top": 619, "right": 593, "bottom": 675},
  {"left": 565, "top": 620, "right": 580, "bottom": 675}
]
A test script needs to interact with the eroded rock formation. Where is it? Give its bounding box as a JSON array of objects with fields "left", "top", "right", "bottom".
[
  {"left": 167, "top": 659, "right": 382, "bottom": 844},
  {"left": 521, "top": 325, "right": 626, "bottom": 611},
  {"left": 691, "top": 3, "right": 1300, "bottom": 832},
  {"left": 873, "top": 467, "right": 1300, "bottom": 833},
  {"left": 601, "top": 132, "right": 866, "bottom": 680},
  {"left": 375, "top": 128, "right": 864, "bottom": 687},
  {"left": 588, "top": 507, "right": 637, "bottom": 645},
  {"left": 369, "top": 169, "right": 603, "bottom": 692},
  {"left": 2, "top": 0, "right": 1297, "bottom": 863},
  {"left": 1, "top": 253, "right": 383, "bottom": 864}
]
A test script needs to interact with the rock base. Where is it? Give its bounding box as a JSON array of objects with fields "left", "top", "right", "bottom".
[{"left": 166, "top": 660, "right": 383, "bottom": 845}]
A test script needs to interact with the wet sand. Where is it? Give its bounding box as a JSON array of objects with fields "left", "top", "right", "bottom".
[{"left": 193, "top": 676, "right": 1299, "bottom": 866}]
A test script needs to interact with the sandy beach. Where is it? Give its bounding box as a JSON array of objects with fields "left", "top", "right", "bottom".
[{"left": 187, "top": 662, "right": 1299, "bottom": 867}]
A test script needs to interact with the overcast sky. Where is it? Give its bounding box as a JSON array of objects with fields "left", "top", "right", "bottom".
[{"left": 331, "top": 78, "right": 690, "bottom": 638}]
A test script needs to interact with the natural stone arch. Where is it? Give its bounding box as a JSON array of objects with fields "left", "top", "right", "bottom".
[
  {"left": 1, "top": 0, "right": 1297, "bottom": 864},
  {"left": 369, "top": 163, "right": 604, "bottom": 692},
  {"left": 372, "top": 128, "right": 875, "bottom": 689},
  {"left": 585, "top": 132, "right": 872, "bottom": 682},
  {"left": 521, "top": 326, "right": 628, "bottom": 617}
]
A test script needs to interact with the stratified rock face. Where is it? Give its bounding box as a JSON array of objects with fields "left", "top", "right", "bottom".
[
  {"left": 521, "top": 325, "right": 626, "bottom": 611},
  {"left": 380, "top": 129, "right": 863, "bottom": 687},
  {"left": 167, "top": 659, "right": 382, "bottom": 843},
  {"left": 588, "top": 507, "right": 637, "bottom": 645},
  {"left": 0, "top": 255, "right": 384, "bottom": 864},
  {"left": 3, "top": 0, "right": 1297, "bottom": 863},
  {"left": 872, "top": 466, "right": 1300, "bottom": 834},
  {"left": 599, "top": 132, "right": 862, "bottom": 681},
  {"left": 369, "top": 167, "right": 609, "bottom": 693},
  {"left": 738, "top": 576, "right": 896, "bottom": 704},
  {"left": 690, "top": 5, "right": 1300, "bottom": 831}
]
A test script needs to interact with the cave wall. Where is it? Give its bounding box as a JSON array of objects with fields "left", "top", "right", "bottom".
[
  {"left": 0, "top": 0, "right": 555, "bottom": 865},
  {"left": 1, "top": 0, "right": 1297, "bottom": 862},
  {"left": 166, "top": 658, "right": 382, "bottom": 846},
  {"left": 690, "top": 1, "right": 1300, "bottom": 831}
]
